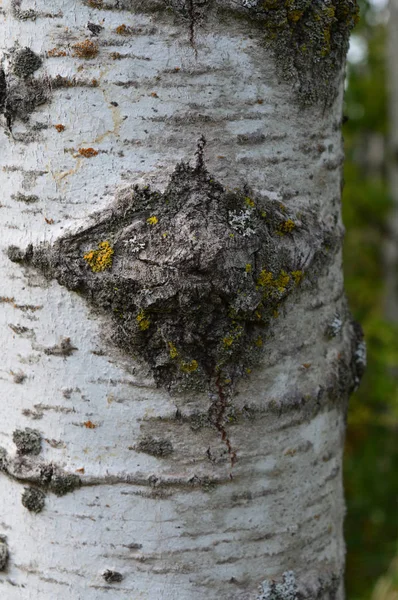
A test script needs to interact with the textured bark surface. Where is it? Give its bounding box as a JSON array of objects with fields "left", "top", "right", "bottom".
[{"left": 0, "top": 1, "right": 361, "bottom": 598}]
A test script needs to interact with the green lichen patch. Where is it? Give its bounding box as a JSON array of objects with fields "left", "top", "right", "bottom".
[
  {"left": 8, "top": 145, "right": 330, "bottom": 391},
  {"left": 21, "top": 487, "right": 46, "bottom": 513},
  {"left": 13, "top": 428, "right": 42, "bottom": 456},
  {"left": 235, "top": 0, "right": 359, "bottom": 105}
]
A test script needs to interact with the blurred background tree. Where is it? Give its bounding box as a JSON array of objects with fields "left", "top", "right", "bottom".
[{"left": 343, "top": 0, "right": 398, "bottom": 598}]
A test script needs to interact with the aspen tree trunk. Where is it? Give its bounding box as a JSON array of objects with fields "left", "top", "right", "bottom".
[
  {"left": 0, "top": 1, "right": 362, "bottom": 599},
  {"left": 385, "top": 0, "right": 398, "bottom": 322}
]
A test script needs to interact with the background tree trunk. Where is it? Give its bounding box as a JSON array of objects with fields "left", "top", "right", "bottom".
[
  {"left": 0, "top": 1, "right": 361, "bottom": 598},
  {"left": 385, "top": 0, "right": 398, "bottom": 322}
]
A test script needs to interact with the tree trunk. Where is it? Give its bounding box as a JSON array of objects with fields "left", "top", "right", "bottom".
[
  {"left": 385, "top": 0, "right": 398, "bottom": 321},
  {"left": 0, "top": 1, "right": 362, "bottom": 598}
]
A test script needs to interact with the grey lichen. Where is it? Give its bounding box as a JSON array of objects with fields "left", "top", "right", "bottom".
[
  {"left": 11, "top": 0, "right": 37, "bottom": 20},
  {"left": 237, "top": 0, "right": 359, "bottom": 105},
  {"left": 257, "top": 569, "right": 343, "bottom": 600},
  {"left": 0, "top": 46, "right": 50, "bottom": 129},
  {"left": 0, "top": 448, "right": 7, "bottom": 471},
  {"left": 325, "top": 312, "right": 343, "bottom": 338},
  {"left": 0, "top": 536, "right": 8, "bottom": 571},
  {"left": 258, "top": 571, "right": 298, "bottom": 600},
  {"left": 136, "top": 436, "right": 174, "bottom": 457},
  {"left": 39, "top": 465, "right": 81, "bottom": 497},
  {"left": 11, "top": 192, "right": 39, "bottom": 204},
  {"left": 21, "top": 487, "right": 46, "bottom": 513},
  {"left": 8, "top": 142, "right": 330, "bottom": 392},
  {"left": 13, "top": 427, "right": 42, "bottom": 456},
  {"left": 0, "top": 446, "right": 81, "bottom": 499},
  {"left": 351, "top": 320, "right": 366, "bottom": 391},
  {"left": 12, "top": 48, "right": 42, "bottom": 78},
  {"left": 103, "top": 569, "right": 123, "bottom": 583}
]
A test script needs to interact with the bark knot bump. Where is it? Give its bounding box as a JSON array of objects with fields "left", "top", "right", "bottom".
[{"left": 8, "top": 151, "right": 327, "bottom": 391}]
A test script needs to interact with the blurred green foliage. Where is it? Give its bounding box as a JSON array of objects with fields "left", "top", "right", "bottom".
[{"left": 343, "top": 2, "right": 398, "bottom": 598}]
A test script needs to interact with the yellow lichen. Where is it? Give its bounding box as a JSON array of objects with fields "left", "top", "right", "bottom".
[
  {"left": 168, "top": 342, "right": 179, "bottom": 359},
  {"left": 257, "top": 269, "right": 290, "bottom": 294},
  {"left": 291, "top": 270, "right": 303, "bottom": 285},
  {"left": 323, "top": 5, "right": 336, "bottom": 19},
  {"left": 288, "top": 10, "right": 304, "bottom": 22},
  {"left": 257, "top": 270, "right": 274, "bottom": 288},
  {"left": 84, "top": 241, "right": 114, "bottom": 272},
  {"left": 245, "top": 197, "right": 255, "bottom": 208},
  {"left": 255, "top": 336, "right": 263, "bottom": 347},
  {"left": 147, "top": 216, "right": 158, "bottom": 226},
  {"left": 223, "top": 336, "right": 234, "bottom": 348},
  {"left": 278, "top": 219, "right": 296, "bottom": 234},
  {"left": 245, "top": 264, "right": 252, "bottom": 273},
  {"left": 275, "top": 270, "right": 290, "bottom": 292},
  {"left": 136, "top": 309, "right": 150, "bottom": 331},
  {"left": 180, "top": 360, "right": 199, "bottom": 373}
]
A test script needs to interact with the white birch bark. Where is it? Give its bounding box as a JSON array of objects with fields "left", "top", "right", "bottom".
[{"left": 0, "top": 1, "right": 362, "bottom": 599}]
